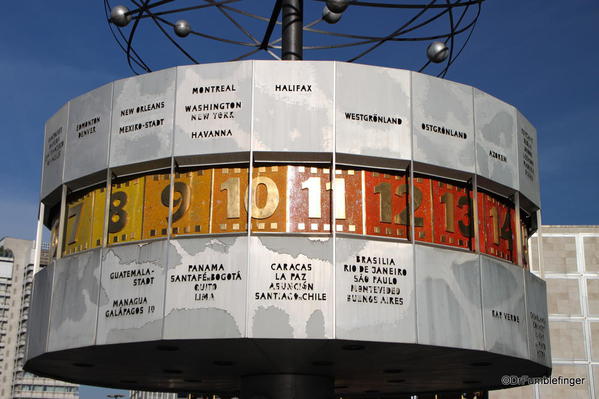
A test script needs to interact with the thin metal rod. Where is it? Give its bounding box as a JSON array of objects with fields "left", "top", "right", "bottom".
[
  {"left": 33, "top": 203, "right": 44, "bottom": 275},
  {"left": 260, "top": 0, "right": 282, "bottom": 50},
  {"left": 282, "top": 0, "right": 303, "bottom": 60},
  {"left": 135, "top": 0, "right": 242, "bottom": 18},
  {"left": 315, "top": 0, "right": 483, "bottom": 8}
]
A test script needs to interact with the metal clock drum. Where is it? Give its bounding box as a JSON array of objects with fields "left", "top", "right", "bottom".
[{"left": 27, "top": 61, "right": 548, "bottom": 396}]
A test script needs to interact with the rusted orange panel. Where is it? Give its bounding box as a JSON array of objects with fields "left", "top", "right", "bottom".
[
  {"left": 251, "top": 165, "right": 287, "bottom": 232},
  {"left": 431, "top": 179, "right": 475, "bottom": 250},
  {"left": 333, "top": 168, "right": 363, "bottom": 235},
  {"left": 142, "top": 172, "right": 171, "bottom": 240},
  {"left": 107, "top": 175, "right": 144, "bottom": 245},
  {"left": 211, "top": 167, "right": 248, "bottom": 233},
  {"left": 412, "top": 176, "right": 433, "bottom": 243},
  {"left": 477, "top": 192, "right": 487, "bottom": 256},
  {"left": 288, "top": 166, "right": 330, "bottom": 233},
  {"left": 364, "top": 170, "right": 409, "bottom": 239},
  {"left": 520, "top": 211, "right": 532, "bottom": 269},
  {"left": 171, "top": 169, "right": 212, "bottom": 237},
  {"left": 478, "top": 191, "right": 517, "bottom": 263}
]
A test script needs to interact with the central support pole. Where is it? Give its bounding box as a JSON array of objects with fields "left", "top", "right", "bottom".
[
  {"left": 281, "top": 0, "right": 303, "bottom": 60},
  {"left": 242, "top": 374, "right": 332, "bottom": 399}
]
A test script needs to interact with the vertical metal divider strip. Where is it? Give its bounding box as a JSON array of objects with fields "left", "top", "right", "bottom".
[
  {"left": 160, "top": 66, "right": 178, "bottom": 340},
  {"left": 473, "top": 175, "right": 480, "bottom": 255},
  {"left": 475, "top": 193, "right": 487, "bottom": 355},
  {"left": 28, "top": 202, "right": 45, "bottom": 360},
  {"left": 578, "top": 233, "right": 596, "bottom": 398},
  {"left": 94, "top": 177, "right": 112, "bottom": 346},
  {"left": 95, "top": 81, "right": 115, "bottom": 346},
  {"left": 332, "top": 61, "right": 337, "bottom": 339},
  {"left": 56, "top": 186, "right": 68, "bottom": 260},
  {"left": 472, "top": 86, "right": 486, "bottom": 351},
  {"left": 103, "top": 81, "right": 115, "bottom": 250},
  {"left": 33, "top": 204, "right": 44, "bottom": 276},
  {"left": 535, "top": 208, "right": 545, "bottom": 397},
  {"left": 57, "top": 102, "right": 70, "bottom": 260},
  {"left": 286, "top": 166, "right": 290, "bottom": 233},
  {"left": 537, "top": 211, "right": 544, "bottom": 278},
  {"left": 209, "top": 169, "right": 215, "bottom": 234},
  {"left": 516, "top": 193, "right": 532, "bottom": 365},
  {"left": 245, "top": 60, "right": 255, "bottom": 338},
  {"left": 409, "top": 71, "right": 417, "bottom": 343},
  {"left": 43, "top": 247, "right": 57, "bottom": 362},
  {"left": 361, "top": 170, "right": 366, "bottom": 235},
  {"left": 35, "top": 99, "right": 55, "bottom": 275},
  {"left": 515, "top": 194, "right": 523, "bottom": 267}
]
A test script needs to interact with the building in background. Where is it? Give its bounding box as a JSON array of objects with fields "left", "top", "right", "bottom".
[
  {"left": 129, "top": 392, "right": 221, "bottom": 399},
  {"left": 492, "top": 225, "right": 599, "bottom": 399},
  {"left": 129, "top": 391, "right": 177, "bottom": 399},
  {"left": 0, "top": 237, "right": 78, "bottom": 399}
]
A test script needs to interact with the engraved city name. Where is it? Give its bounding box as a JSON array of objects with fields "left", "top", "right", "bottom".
[
  {"left": 254, "top": 261, "right": 326, "bottom": 301},
  {"left": 344, "top": 112, "right": 402, "bottom": 125},
  {"left": 45, "top": 127, "right": 64, "bottom": 166},
  {"left": 190, "top": 130, "right": 232, "bottom": 139},
  {"left": 275, "top": 84, "right": 312, "bottom": 92},
  {"left": 169, "top": 261, "right": 243, "bottom": 302},
  {"left": 421, "top": 123, "right": 468, "bottom": 139},
  {"left": 192, "top": 84, "right": 236, "bottom": 94},
  {"left": 489, "top": 150, "right": 507, "bottom": 162},
  {"left": 491, "top": 309, "right": 520, "bottom": 323},
  {"left": 76, "top": 116, "right": 100, "bottom": 138},
  {"left": 104, "top": 296, "right": 154, "bottom": 318},
  {"left": 120, "top": 101, "right": 165, "bottom": 116},
  {"left": 343, "top": 255, "right": 407, "bottom": 305},
  {"left": 521, "top": 128, "right": 536, "bottom": 181},
  {"left": 530, "top": 311, "right": 547, "bottom": 360},
  {"left": 118, "top": 119, "right": 165, "bottom": 134}
]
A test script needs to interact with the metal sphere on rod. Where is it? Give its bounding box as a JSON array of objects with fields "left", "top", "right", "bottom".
[
  {"left": 174, "top": 20, "right": 191, "bottom": 37},
  {"left": 325, "top": 0, "right": 349, "bottom": 13},
  {"left": 110, "top": 5, "right": 131, "bottom": 27},
  {"left": 322, "top": 7, "right": 342, "bottom": 24},
  {"left": 427, "top": 41, "right": 450, "bottom": 63}
]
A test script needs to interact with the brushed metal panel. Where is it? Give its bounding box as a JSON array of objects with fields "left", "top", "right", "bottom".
[
  {"left": 415, "top": 245, "right": 483, "bottom": 350},
  {"left": 174, "top": 62, "right": 252, "bottom": 158},
  {"left": 26, "top": 264, "right": 54, "bottom": 360},
  {"left": 481, "top": 256, "right": 528, "bottom": 359},
  {"left": 252, "top": 61, "right": 334, "bottom": 153},
  {"left": 335, "top": 238, "right": 415, "bottom": 343},
  {"left": 335, "top": 63, "right": 411, "bottom": 161},
  {"left": 163, "top": 236, "right": 247, "bottom": 339},
  {"left": 474, "top": 89, "right": 518, "bottom": 190},
  {"left": 516, "top": 111, "right": 541, "bottom": 207},
  {"left": 48, "top": 249, "right": 101, "bottom": 351},
  {"left": 41, "top": 104, "right": 68, "bottom": 199},
  {"left": 247, "top": 236, "right": 333, "bottom": 339},
  {"left": 411, "top": 72, "right": 475, "bottom": 173},
  {"left": 64, "top": 83, "right": 112, "bottom": 183},
  {"left": 96, "top": 241, "right": 167, "bottom": 345},
  {"left": 109, "top": 68, "right": 176, "bottom": 168},
  {"left": 526, "top": 272, "right": 551, "bottom": 367}
]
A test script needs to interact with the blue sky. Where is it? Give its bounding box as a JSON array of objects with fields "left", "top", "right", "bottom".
[{"left": 1, "top": 0, "right": 598, "bottom": 398}]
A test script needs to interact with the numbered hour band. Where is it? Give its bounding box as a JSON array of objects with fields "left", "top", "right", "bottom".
[{"left": 54, "top": 165, "right": 530, "bottom": 266}]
